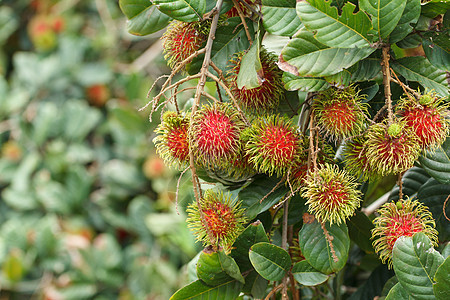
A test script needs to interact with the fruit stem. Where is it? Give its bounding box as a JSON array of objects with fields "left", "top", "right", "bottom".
[
  {"left": 390, "top": 68, "right": 421, "bottom": 100},
  {"left": 232, "top": 0, "right": 253, "bottom": 45},
  {"left": 381, "top": 46, "right": 393, "bottom": 125},
  {"left": 281, "top": 200, "right": 289, "bottom": 300}
]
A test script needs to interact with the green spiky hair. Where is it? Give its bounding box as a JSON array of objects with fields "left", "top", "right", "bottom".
[
  {"left": 227, "top": 48, "right": 284, "bottom": 113},
  {"left": 365, "top": 120, "right": 421, "bottom": 177},
  {"left": 371, "top": 198, "right": 438, "bottom": 268},
  {"left": 186, "top": 190, "right": 246, "bottom": 252},
  {"left": 301, "top": 163, "right": 362, "bottom": 225},
  {"left": 244, "top": 115, "right": 303, "bottom": 177},
  {"left": 313, "top": 86, "right": 369, "bottom": 142},
  {"left": 343, "top": 136, "right": 380, "bottom": 182},
  {"left": 161, "top": 20, "right": 206, "bottom": 70},
  {"left": 190, "top": 102, "right": 246, "bottom": 169},
  {"left": 153, "top": 111, "right": 190, "bottom": 169},
  {"left": 396, "top": 91, "right": 449, "bottom": 150}
]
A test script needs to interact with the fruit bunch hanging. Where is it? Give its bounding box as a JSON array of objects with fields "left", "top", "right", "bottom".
[{"left": 120, "top": 0, "right": 449, "bottom": 299}]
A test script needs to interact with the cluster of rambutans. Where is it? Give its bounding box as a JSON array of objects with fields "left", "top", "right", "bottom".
[{"left": 156, "top": 11, "right": 448, "bottom": 259}]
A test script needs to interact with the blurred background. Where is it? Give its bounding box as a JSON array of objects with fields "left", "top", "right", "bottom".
[{"left": 0, "top": 0, "right": 198, "bottom": 299}]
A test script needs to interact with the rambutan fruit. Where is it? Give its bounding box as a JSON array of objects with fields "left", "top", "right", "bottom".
[
  {"left": 161, "top": 20, "right": 206, "bottom": 70},
  {"left": 365, "top": 121, "right": 421, "bottom": 176},
  {"left": 227, "top": 48, "right": 284, "bottom": 113},
  {"left": 313, "top": 86, "right": 368, "bottom": 142},
  {"left": 244, "top": 115, "right": 303, "bottom": 177},
  {"left": 153, "top": 111, "right": 190, "bottom": 169},
  {"left": 343, "top": 136, "right": 380, "bottom": 182},
  {"left": 191, "top": 103, "right": 245, "bottom": 169},
  {"left": 301, "top": 163, "right": 362, "bottom": 225},
  {"left": 186, "top": 190, "right": 246, "bottom": 252},
  {"left": 371, "top": 198, "right": 438, "bottom": 268},
  {"left": 397, "top": 92, "right": 449, "bottom": 150}
]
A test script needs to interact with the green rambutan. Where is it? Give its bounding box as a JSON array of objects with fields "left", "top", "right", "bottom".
[
  {"left": 191, "top": 103, "right": 245, "bottom": 168},
  {"left": 161, "top": 20, "right": 206, "bottom": 70},
  {"left": 186, "top": 190, "right": 246, "bottom": 252},
  {"left": 343, "top": 136, "right": 380, "bottom": 182},
  {"left": 153, "top": 111, "right": 190, "bottom": 169},
  {"left": 371, "top": 198, "right": 438, "bottom": 268},
  {"left": 365, "top": 121, "right": 421, "bottom": 176},
  {"left": 313, "top": 86, "right": 368, "bottom": 142},
  {"left": 227, "top": 48, "right": 284, "bottom": 113},
  {"left": 244, "top": 115, "right": 303, "bottom": 177},
  {"left": 301, "top": 163, "right": 362, "bottom": 225},
  {"left": 397, "top": 92, "right": 449, "bottom": 150}
]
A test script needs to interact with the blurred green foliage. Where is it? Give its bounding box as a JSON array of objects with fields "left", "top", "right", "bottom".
[{"left": 0, "top": 0, "right": 197, "bottom": 299}]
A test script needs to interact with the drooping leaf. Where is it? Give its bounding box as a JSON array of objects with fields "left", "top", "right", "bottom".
[
  {"left": 396, "top": 33, "right": 422, "bottom": 49},
  {"left": 389, "top": 0, "right": 421, "bottom": 44},
  {"left": 418, "top": 137, "right": 450, "bottom": 184},
  {"left": 170, "top": 279, "right": 243, "bottom": 300},
  {"left": 422, "top": 35, "right": 450, "bottom": 71},
  {"left": 282, "top": 72, "right": 330, "bottom": 92},
  {"left": 231, "top": 221, "right": 269, "bottom": 271},
  {"left": 279, "top": 30, "right": 375, "bottom": 77},
  {"left": 433, "top": 256, "right": 450, "bottom": 300},
  {"left": 242, "top": 270, "right": 268, "bottom": 299},
  {"left": 392, "top": 56, "right": 449, "bottom": 97},
  {"left": 153, "top": 0, "right": 205, "bottom": 22},
  {"left": 291, "top": 260, "right": 328, "bottom": 286},
  {"left": 392, "top": 233, "right": 444, "bottom": 300},
  {"left": 349, "top": 58, "right": 382, "bottom": 82},
  {"left": 324, "top": 69, "right": 351, "bottom": 88},
  {"left": 119, "top": 0, "right": 172, "bottom": 36},
  {"left": 417, "top": 178, "right": 450, "bottom": 241},
  {"left": 360, "top": 0, "right": 407, "bottom": 40},
  {"left": 298, "top": 219, "right": 350, "bottom": 274},
  {"left": 197, "top": 249, "right": 244, "bottom": 286},
  {"left": 296, "top": 0, "right": 372, "bottom": 48},
  {"left": 249, "top": 242, "right": 292, "bottom": 281},
  {"left": 237, "top": 41, "right": 262, "bottom": 90},
  {"left": 385, "top": 283, "right": 412, "bottom": 300},
  {"left": 347, "top": 211, "right": 375, "bottom": 254},
  {"left": 389, "top": 166, "right": 431, "bottom": 202},
  {"left": 261, "top": 0, "right": 303, "bottom": 37}
]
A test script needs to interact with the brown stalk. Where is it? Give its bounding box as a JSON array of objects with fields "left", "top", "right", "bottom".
[
  {"left": 381, "top": 46, "right": 393, "bottom": 125},
  {"left": 232, "top": 0, "right": 253, "bottom": 45}
]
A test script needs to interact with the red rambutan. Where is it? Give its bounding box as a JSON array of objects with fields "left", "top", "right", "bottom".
[
  {"left": 313, "top": 86, "right": 368, "bottom": 142},
  {"left": 227, "top": 48, "right": 284, "bottom": 113},
  {"left": 153, "top": 111, "right": 190, "bottom": 169},
  {"left": 191, "top": 103, "right": 245, "bottom": 168},
  {"left": 371, "top": 198, "right": 438, "bottom": 268},
  {"left": 301, "top": 163, "right": 362, "bottom": 225},
  {"left": 343, "top": 136, "right": 380, "bottom": 182},
  {"left": 187, "top": 190, "right": 246, "bottom": 252},
  {"left": 397, "top": 92, "right": 449, "bottom": 150},
  {"left": 161, "top": 20, "right": 206, "bottom": 70},
  {"left": 244, "top": 115, "right": 303, "bottom": 177}
]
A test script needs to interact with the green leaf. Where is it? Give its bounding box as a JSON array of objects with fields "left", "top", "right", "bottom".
[
  {"left": 422, "top": 36, "right": 450, "bottom": 71},
  {"left": 421, "top": 1, "right": 450, "bottom": 18},
  {"left": 153, "top": 0, "right": 205, "bottom": 22},
  {"left": 417, "top": 178, "right": 450, "bottom": 242},
  {"left": 170, "top": 279, "right": 243, "bottom": 300},
  {"left": 231, "top": 221, "right": 270, "bottom": 272},
  {"left": 242, "top": 270, "right": 269, "bottom": 299},
  {"left": 187, "top": 17, "right": 254, "bottom": 75},
  {"left": 119, "top": 0, "right": 172, "bottom": 35},
  {"left": 396, "top": 34, "right": 422, "bottom": 49},
  {"left": 237, "top": 42, "right": 262, "bottom": 90},
  {"left": 349, "top": 265, "right": 395, "bottom": 300},
  {"left": 239, "top": 176, "right": 289, "bottom": 219},
  {"left": 391, "top": 57, "right": 449, "bottom": 97},
  {"left": 261, "top": 0, "right": 303, "bottom": 37},
  {"left": 298, "top": 220, "right": 350, "bottom": 274},
  {"left": 249, "top": 242, "right": 292, "bottom": 281},
  {"left": 434, "top": 256, "right": 450, "bottom": 300},
  {"left": 360, "top": 0, "right": 407, "bottom": 40},
  {"left": 292, "top": 260, "right": 328, "bottom": 286},
  {"left": 282, "top": 72, "right": 330, "bottom": 92},
  {"left": 296, "top": 0, "right": 372, "bottom": 48},
  {"left": 349, "top": 58, "right": 382, "bottom": 82},
  {"left": 347, "top": 211, "right": 375, "bottom": 253},
  {"left": 279, "top": 30, "right": 375, "bottom": 77},
  {"left": 418, "top": 137, "right": 450, "bottom": 184},
  {"left": 389, "top": 0, "right": 421, "bottom": 44},
  {"left": 197, "top": 249, "right": 244, "bottom": 286},
  {"left": 392, "top": 233, "right": 444, "bottom": 300},
  {"left": 389, "top": 166, "right": 431, "bottom": 202},
  {"left": 385, "top": 283, "right": 412, "bottom": 300},
  {"left": 324, "top": 69, "right": 351, "bottom": 88}
]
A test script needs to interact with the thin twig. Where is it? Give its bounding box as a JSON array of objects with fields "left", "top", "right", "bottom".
[
  {"left": 362, "top": 191, "right": 390, "bottom": 216},
  {"left": 209, "top": 61, "right": 227, "bottom": 84},
  {"left": 390, "top": 68, "right": 421, "bottom": 99},
  {"left": 175, "top": 167, "right": 190, "bottom": 215},
  {"left": 381, "top": 46, "right": 393, "bottom": 125},
  {"left": 260, "top": 176, "right": 286, "bottom": 203},
  {"left": 372, "top": 104, "right": 387, "bottom": 122},
  {"left": 237, "top": 0, "right": 263, "bottom": 18},
  {"left": 264, "top": 283, "right": 284, "bottom": 300},
  {"left": 444, "top": 194, "right": 450, "bottom": 221},
  {"left": 215, "top": 81, "right": 223, "bottom": 102},
  {"left": 201, "top": 91, "right": 221, "bottom": 103},
  {"left": 397, "top": 172, "right": 404, "bottom": 201},
  {"left": 232, "top": 0, "right": 253, "bottom": 45}
]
